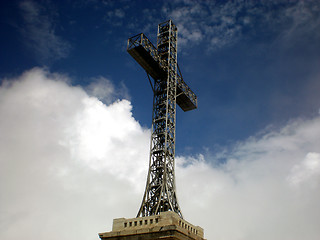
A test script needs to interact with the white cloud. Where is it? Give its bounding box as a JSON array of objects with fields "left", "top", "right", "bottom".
[
  {"left": 287, "top": 152, "right": 320, "bottom": 186},
  {"left": 19, "top": 0, "right": 71, "bottom": 62},
  {"left": 0, "top": 68, "right": 149, "bottom": 240},
  {"left": 161, "top": 0, "right": 320, "bottom": 52},
  {"left": 162, "top": 0, "right": 245, "bottom": 50},
  {"left": 85, "top": 76, "right": 130, "bottom": 104},
  {"left": 1, "top": 68, "right": 320, "bottom": 240},
  {"left": 280, "top": 0, "right": 320, "bottom": 46},
  {"left": 106, "top": 8, "right": 125, "bottom": 19},
  {"left": 114, "top": 9, "right": 125, "bottom": 18},
  {"left": 177, "top": 117, "right": 320, "bottom": 240}
]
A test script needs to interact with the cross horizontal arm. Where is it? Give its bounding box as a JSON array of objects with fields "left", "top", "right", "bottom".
[
  {"left": 127, "top": 33, "right": 165, "bottom": 80},
  {"left": 127, "top": 34, "right": 197, "bottom": 111},
  {"left": 177, "top": 64, "right": 197, "bottom": 111}
]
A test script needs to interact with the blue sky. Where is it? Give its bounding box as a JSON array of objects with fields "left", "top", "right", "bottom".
[
  {"left": 1, "top": 0, "right": 319, "bottom": 155},
  {"left": 1, "top": 1, "right": 320, "bottom": 240}
]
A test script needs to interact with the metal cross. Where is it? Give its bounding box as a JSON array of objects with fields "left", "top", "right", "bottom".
[{"left": 127, "top": 20, "right": 197, "bottom": 218}]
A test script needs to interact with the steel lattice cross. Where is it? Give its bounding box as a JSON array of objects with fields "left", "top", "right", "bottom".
[{"left": 127, "top": 20, "right": 197, "bottom": 219}]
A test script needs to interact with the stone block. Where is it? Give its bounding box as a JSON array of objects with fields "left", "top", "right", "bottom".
[{"left": 99, "top": 211, "right": 205, "bottom": 240}]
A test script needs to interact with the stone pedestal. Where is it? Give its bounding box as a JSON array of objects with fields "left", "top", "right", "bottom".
[{"left": 99, "top": 211, "right": 205, "bottom": 240}]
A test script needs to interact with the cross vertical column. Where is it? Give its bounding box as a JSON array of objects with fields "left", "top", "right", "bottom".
[{"left": 137, "top": 20, "right": 182, "bottom": 218}]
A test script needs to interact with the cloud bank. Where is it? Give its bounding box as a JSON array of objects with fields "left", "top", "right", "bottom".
[
  {"left": 1, "top": 68, "right": 320, "bottom": 240},
  {"left": 178, "top": 117, "right": 320, "bottom": 240},
  {"left": 0, "top": 68, "right": 149, "bottom": 240}
]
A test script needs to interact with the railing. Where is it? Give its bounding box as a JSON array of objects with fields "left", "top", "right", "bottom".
[
  {"left": 127, "top": 33, "right": 161, "bottom": 65},
  {"left": 177, "top": 67, "right": 197, "bottom": 108},
  {"left": 127, "top": 34, "right": 197, "bottom": 109}
]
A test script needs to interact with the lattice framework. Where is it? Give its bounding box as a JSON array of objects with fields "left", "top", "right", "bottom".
[{"left": 127, "top": 20, "right": 197, "bottom": 219}]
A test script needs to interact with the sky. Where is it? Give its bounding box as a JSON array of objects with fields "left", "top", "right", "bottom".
[{"left": 0, "top": 0, "right": 320, "bottom": 240}]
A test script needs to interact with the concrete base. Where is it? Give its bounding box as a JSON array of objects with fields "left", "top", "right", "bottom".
[{"left": 99, "top": 211, "right": 205, "bottom": 240}]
